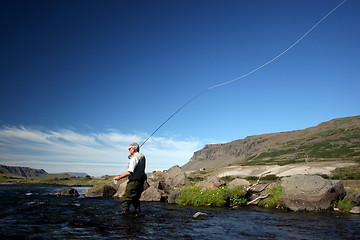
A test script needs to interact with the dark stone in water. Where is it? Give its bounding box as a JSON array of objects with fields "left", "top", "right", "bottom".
[
  {"left": 192, "top": 212, "right": 208, "bottom": 220},
  {"left": 55, "top": 187, "right": 79, "bottom": 197}
]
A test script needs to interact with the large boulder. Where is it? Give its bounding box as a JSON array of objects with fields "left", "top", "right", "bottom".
[
  {"left": 113, "top": 181, "right": 127, "bottom": 198},
  {"left": 196, "top": 176, "right": 226, "bottom": 190},
  {"left": 227, "top": 179, "right": 251, "bottom": 188},
  {"left": 140, "top": 186, "right": 166, "bottom": 202},
  {"left": 55, "top": 187, "right": 79, "bottom": 197},
  {"left": 147, "top": 173, "right": 163, "bottom": 188},
  {"left": 281, "top": 175, "right": 346, "bottom": 211},
  {"left": 84, "top": 184, "right": 117, "bottom": 198},
  {"left": 162, "top": 165, "right": 192, "bottom": 193}
]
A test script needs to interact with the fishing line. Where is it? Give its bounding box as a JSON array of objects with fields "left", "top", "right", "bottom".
[{"left": 140, "top": 0, "right": 347, "bottom": 148}]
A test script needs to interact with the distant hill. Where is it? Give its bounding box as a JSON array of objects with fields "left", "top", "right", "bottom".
[
  {"left": 0, "top": 165, "right": 48, "bottom": 177},
  {"left": 182, "top": 116, "right": 360, "bottom": 171},
  {"left": 62, "top": 172, "right": 89, "bottom": 177}
]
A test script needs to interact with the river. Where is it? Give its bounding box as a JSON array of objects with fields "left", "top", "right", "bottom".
[{"left": 0, "top": 184, "right": 359, "bottom": 239}]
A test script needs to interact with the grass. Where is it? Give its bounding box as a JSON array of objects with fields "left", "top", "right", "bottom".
[
  {"left": 337, "top": 199, "right": 354, "bottom": 213},
  {"left": 258, "top": 186, "right": 286, "bottom": 209},
  {"left": 178, "top": 185, "right": 248, "bottom": 207}
]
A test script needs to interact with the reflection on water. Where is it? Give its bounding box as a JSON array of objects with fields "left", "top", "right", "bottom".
[{"left": 0, "top": 184, "right": 359, "bottom": 239}]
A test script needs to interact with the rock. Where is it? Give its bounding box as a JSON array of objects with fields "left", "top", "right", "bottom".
[
  {"left": 247, "top": 193, "right": 270, "bottom": 205},
  {"left": 147, "top": 173, "right": 163, "bottom": 187},
  {"left": 84, "top": 185, "right": 116, "bottom": 198},
  {"left": 55, "top": 187, "right": 79, "bottom": 197},
  {"left": 168, "top": 191, "right": 181, "bottom": 204},
  {"left": 345, "top": 189, "right": 360, "bottom": 206},
  {"left": 228, "top": 179, "right": 251, "bottom": 188},
  {"left": 281, "top": 175, "right": 346, "bottom": 211},
  {"left": 113, "top": 181, "right": 127, "bottom": 198},
  {"left": 350, "top": 206, "right": 360, "bottom": 214},
  {"left": 248, "top": 183, "right": 270, "bottom": 193},
  {"left": 196, "top": 176, "right": 226, "bottom": 190},
  {"left": 192, "top": 212, "right": 208, "bottom": 219},
  {"left": 140, "top": 186, "right": 166, "bottom": 202},
  {"left": 162, "top": 165, "right": 192, "bottom": 193}
]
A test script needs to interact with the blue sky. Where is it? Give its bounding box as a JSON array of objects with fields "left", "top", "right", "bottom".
[{"left": 1, "top": 0, "right": 359, "bottom": 176}]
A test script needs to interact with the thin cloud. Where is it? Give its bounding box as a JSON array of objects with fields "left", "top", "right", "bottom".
[{"left": 0, "top": 125, "right": 203, "bottom": 176}]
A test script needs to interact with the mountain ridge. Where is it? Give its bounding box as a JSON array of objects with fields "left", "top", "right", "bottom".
[
  {"left": 182, "top": 116, "right": 360, "bottom": 171},
  {"left": 0, "top": 165, "right": 48, "bottom": 177}
]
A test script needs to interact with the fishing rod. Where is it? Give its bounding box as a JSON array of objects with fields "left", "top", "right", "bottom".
[{"left": 139, "top": 0, "right": 347, "bottom": 149}]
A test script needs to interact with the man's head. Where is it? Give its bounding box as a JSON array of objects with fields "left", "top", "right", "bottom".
[{"left": 128, "top": 143, "right": 140, "bottom": 153}]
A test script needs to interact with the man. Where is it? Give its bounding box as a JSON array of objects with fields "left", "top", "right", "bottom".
[{"left": 114, "top": 143, "right": 146, "bottom": 214}]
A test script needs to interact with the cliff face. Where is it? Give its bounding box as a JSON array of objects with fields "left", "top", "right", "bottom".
[
  {"left": 182, "top": 116, "right": 360, "bottom": 171},
  {"left": 0, "top": 165, "right": 48, "bottom": 177}
]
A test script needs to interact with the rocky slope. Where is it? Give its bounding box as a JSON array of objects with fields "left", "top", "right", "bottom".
[
  {"left": 182, "top": 116, "right": 360, "bottom": 171},
  {"left": 0, "top": 165, "right": 48, "bottom": 177}
]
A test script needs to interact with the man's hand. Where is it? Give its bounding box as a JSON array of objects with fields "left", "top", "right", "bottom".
[{"left": 114, "top": 176, "right": 121, "bottom": 181}]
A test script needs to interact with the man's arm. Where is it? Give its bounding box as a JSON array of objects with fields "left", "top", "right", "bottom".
[{"left": 114, "top": 171, "right": 132, "bottom": 180}]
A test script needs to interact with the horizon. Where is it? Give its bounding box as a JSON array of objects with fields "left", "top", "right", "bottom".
[{"left": 1, "top": 0, "right": 359, "bottom": 176}]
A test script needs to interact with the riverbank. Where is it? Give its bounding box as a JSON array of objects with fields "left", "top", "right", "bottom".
[{"left": 2, "top": 161, "right": 360, "bottom": 214}]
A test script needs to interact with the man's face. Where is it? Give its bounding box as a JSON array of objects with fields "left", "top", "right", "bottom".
[{"left": 129, "top": 147, "right": 135, "bottom": 155}]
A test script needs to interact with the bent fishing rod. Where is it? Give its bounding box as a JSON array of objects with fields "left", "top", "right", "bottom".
[{"left": 139, "top": 0, "right": 347, "bottom": 149}]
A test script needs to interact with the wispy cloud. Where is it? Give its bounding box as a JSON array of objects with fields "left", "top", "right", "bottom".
[{"left": 0, "top": 125, "right": 203, "bottom": 176}]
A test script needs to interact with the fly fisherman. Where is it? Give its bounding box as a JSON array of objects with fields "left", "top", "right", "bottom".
[{"left": 114, "top": 143, "right": 147, "bottom": 214}]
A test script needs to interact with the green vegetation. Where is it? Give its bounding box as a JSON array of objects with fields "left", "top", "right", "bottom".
[
  {"left": 331, "top": 166, "right": 360, "bottom": 180},
  {"left": 178, "top": 185, "right": 287, "bottom": 210},
  {"left": 318, "top": 166, "right": 360, "bottom": 180},
  {"left": 228, "top": 186, "right": 248, "bottom": 206},
  {"left": 178, "top": 185, "right": 248, "bottom": 207},
  {"left": 337, "top": 199, "right": 354, "bottom": 213},
  {"left": 245, "top": 174, "right": 280, "bottom": 182},
  {"left": 186, "top": 169, "right": 214, "bottom": 183},
  {"left": 187, "top": 176, "right": 204, "bottom": 182},
  {"left": 220, "top": 176, "right": 236, "bottom": 182},
  {"left": 258, "top": 186, "right": 286, "bottom": 209}
]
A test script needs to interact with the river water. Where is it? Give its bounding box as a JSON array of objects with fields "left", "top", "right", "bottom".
[{"left": 0, "top": 184, "right": 359, "bottom": 240}]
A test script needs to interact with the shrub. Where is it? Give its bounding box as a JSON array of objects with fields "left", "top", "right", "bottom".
[
  {"left": 337, "top": 199, "right": 354, "bottom": 213},
  {"left": 318, "top": 174, "right": 330, "bottom": 179},
  {"left": 187, "top": 176, "right": 204, "bottom": 182},
  {"left": 262, "top": 174, "right": 279, "bottom": 181},
  {"left": 258, "top": 186, "right": 286, "bottom": 209},
  {"left": 220, "top": 176, "right": 235, "bottom": 182},
  {"left": 245, "top": 176, "right": 258, "bottom": 181}
]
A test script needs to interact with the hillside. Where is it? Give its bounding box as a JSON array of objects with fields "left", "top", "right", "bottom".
[
  {"left": 182, "top": 116, "right": 360, "bottom": 171},
  {"left": 0, "top": 165, "right": 48, "bottom": 177}
]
